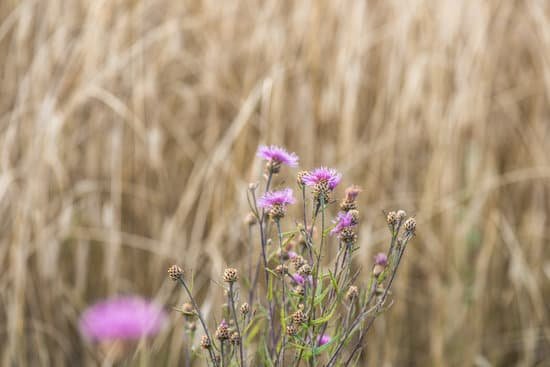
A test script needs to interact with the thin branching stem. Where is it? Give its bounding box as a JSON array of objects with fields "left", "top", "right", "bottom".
[{"left": 177, "top": 278, "right": 219, "bottom": 367}]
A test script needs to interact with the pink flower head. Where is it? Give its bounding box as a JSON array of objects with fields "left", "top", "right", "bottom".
[
  {"left": 258, "top": 188, "right": 295, "bottom": 210},
  {"left": 374, "top": 252, "right": 388, "bottom": 266},
  {"left": 219, "top": 319, "right": 228, "bottom": 328},
  {"left": 257, "top": 145, "right": 299, "bottom": 167},
  {"left": 317, "top": 334, "right": 331, "bottom": 346},
  {"left": 344, "top": 185, "right": 361, "bottom": 201},
  {"left": 330, "top": 211, "right": 355, "bottom": 235},
  {"left": 79, "top": 296, "right": 167, "bottom": 342},
  {"left": 291, "top": 273, "right": 313, "bottom": 285},
  {"left": 287, "top": 251, "right": 298, "bottom": 259},
  {"left": 302, "top": 167, "right": 342, "bottom": 190}
]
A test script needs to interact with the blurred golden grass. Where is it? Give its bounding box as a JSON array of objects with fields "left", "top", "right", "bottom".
[{"left": 1, "top": 0, "right": 550, "bottom": 365}]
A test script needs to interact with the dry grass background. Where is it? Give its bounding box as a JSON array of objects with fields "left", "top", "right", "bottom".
[{"left": 1, "top": 0, "right": 550, "bottom": 365}]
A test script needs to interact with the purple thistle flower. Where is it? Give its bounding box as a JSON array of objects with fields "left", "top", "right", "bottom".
[
  {"left": 317, "top": 334, "right": 331, "bottom": 346},
  {"left": 79, "top": 296, "right": 167, "bottom": 342},
  {"left": 258, "top": 188, "right": 295, "bottom": 210},
  {"left": 330, "top": 211, "right": 355, "bottom": 235},
  {"left": 291, "top": 273, "right": 313, "bottom": 285},
  {"left": 287, "top": 251, "right": 298, "bottom": 259},
  {"left": 302, "top": 167, "right": 342, "bottom": 190},
  {"left": 374, "top": 252, "right": 388, "bottom": 266},
  {"left": 257, "top": 145, "right": 299, "bottom": 167}
]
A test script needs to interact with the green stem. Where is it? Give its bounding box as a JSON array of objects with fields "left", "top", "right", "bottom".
[{"left": 177, "top": 278, "right": 218, "bottom": 367}]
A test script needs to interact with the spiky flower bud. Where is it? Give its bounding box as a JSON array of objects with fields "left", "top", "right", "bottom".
[
  {"left": 313, "top": 181, "right": 331, "bottom": 205},
  {"left": 294, "top": 285, "right": 305, "bottom": 297},
  {"left": 266, "top": 160, "right": 282, "bottom": 174},
  {"left": 404, "top": 217, "right": 416, "bottom": 234},
  {"left": 286, "top": 324, "right": 298, "bottom": 336},
  {"left": 240, "top": 303, "right": 250, "bottom": 316},
  {"left": 348, "top": 209, "right": 360, "bottom": 225},
  {"left": 215, "top": 320, "right": 230, "bottom": 341},
  {"left": 269, "top": 204, "right": 286, "bottom": 220},
  {"left": 386, "top": 211, "right": 398, "bottom": 226},
  {"left": 339, "top": 227, "right": 357, "bottom": 244},
  {"left": 297, "top": 170, "right": 308, "bottom": 187},
  {"left": 223, "top": 268, "right": 239, "bottom": 283},
  {"left": 396, "top": 210, "right": 407, "bottom": 221},
  {"left": 291, "top": 255, "right": 306, "bottom": 270},
  {"left": 275, "top": 264, "right": 289, "bottom": 276},
  {"left": 297, "top": 264, "right": 312, "bottom": 276},
  {"left": 230, "top": 332, "right": 241, "bottom": 345},
  {"left": 168, "top": 265, "right": 183, "bottom": 281},
  {"left": 346, "top": 285, "right": 359, "bottom": 301},
  {"left": 292, "top": 306, "right": 307, "bottom": 325},
  {"left": 200, "top": 335, "right": 211, "bottom": 349}
]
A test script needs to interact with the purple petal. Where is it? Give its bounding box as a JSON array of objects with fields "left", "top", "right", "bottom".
[
  {"left": 79, "top": 296, "right": 167, "bottom": 342},
  {"left": 258, "top": 188, "right": 296, "bottom": 209},
  {"left": 374, "top": 252, "right": 388, "bottom": 266},
  {"left": 257, "top": 145, "right": 299, "bottom": 167},
  {"left": 317, "top": 334, "right": 331, "bottom": 346}
]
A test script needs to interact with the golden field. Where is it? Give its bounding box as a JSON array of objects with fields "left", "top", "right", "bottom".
[{"left": 1, "top": 0, "right": 549, "bottom": 365}]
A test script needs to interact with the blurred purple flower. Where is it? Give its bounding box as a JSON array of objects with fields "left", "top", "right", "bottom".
[
  {"left": 302, "top": 167, "right": 342, "bottom": 190},
  {"left": 258, "top": 188, "right": 295, "bottom": 210},
  {"left": 79, "top": 296, "right": 167, "bottom": 342},
  {"left": 257, "top": 145, "right": 299, "bottom": 167},
  {"left": 317, "top": 334, "right": 331, "bottom": 346},
  {"left": 330, "top": 211, "right": 355, "bottom": 235},
  {"left": 287, "top": 251, "right": 298, "bottom": 259},
  {"left": 291, "top": 273, "right": 312, "bottom": 285},
  {"left": 374, "top": 252, "right": 388, "bottom": 266},
  {"left": 344, "top": 185, "right": 361, "bottom": 201}
]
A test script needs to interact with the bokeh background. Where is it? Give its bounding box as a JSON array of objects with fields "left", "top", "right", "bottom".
[{"left": 1, "top": 0, "right": 549, "bottom": 366}]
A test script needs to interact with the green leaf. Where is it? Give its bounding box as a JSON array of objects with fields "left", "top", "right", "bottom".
[{"left": 311, "top": 306, "right": 336, "bottom": 326}]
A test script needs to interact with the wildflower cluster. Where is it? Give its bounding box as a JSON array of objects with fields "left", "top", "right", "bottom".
[{"left": 167, "top": 145, "right": 416, "bottom": 366}]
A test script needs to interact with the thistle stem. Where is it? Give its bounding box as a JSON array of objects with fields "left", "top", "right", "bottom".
[
  {"left": 229, "top": 283, "right": 245, "bottom": 367},
  {"left": 177, "top": 278, "right": 218, "bottom": 367}
]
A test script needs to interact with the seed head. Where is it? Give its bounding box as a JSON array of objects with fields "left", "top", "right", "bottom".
[
  {"left": 200, "top": 335, "right": 211, "bottom": 349},
  {"left": 297, "top": 264, "right": 312, "bottom": 276},
  {"left": 168, "top": 265, "right": 183, "bottom": 281},
  {"left": 223, "top": 268, "right": 239, "bottom": 283},
  {"left": 239, "top": 303, "right": 250, "bottom": 316},
  {"left": 286, "top": 324, "right": 298, "bottom": 336},
  {"left": 346, "top": 285, "right": 359, "bottom": 301}
]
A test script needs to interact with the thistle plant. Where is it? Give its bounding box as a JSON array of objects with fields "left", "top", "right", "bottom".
[{"left": 168, "top": 145, "right": 416, "bottom": 366}]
